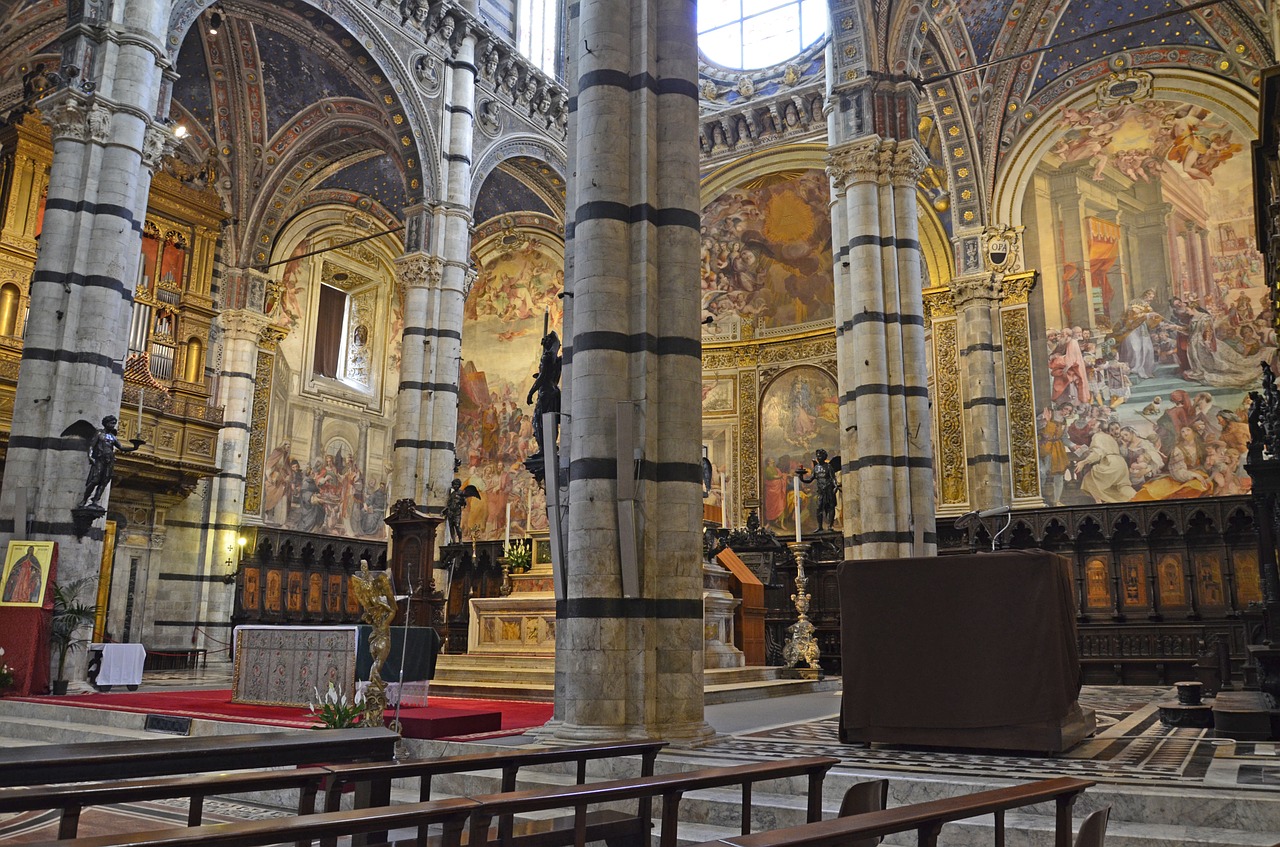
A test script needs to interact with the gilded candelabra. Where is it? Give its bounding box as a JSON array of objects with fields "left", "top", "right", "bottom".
[{"left": 781, "top": 541, "right": 821, "bottom": 678}]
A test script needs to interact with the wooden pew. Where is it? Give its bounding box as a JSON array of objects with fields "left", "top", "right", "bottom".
[
  {"left": 464, "top": 755, "right": 840, "bottom": 847},
  {"left": 19, "top": 797, "right": 478, "bottom": 847},
  {"left": 0, "top": 767, "right": 330, "bottom": 839},
  {"left": 320, "top": 740, "right": 665, "bottom": 845},
  {"left": 0, "top": 727, "right": 400, "bottom": 788},
  {"left": 683, "top": 776, "right": 1094, "bottom": 847}
]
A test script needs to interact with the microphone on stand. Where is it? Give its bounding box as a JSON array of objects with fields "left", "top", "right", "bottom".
[{"left": 978, "top": 505, "right": 1011, "bottom": 518}]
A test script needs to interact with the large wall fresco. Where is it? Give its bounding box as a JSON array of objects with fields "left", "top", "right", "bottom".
[
  {"left": 1025, "top": 97, "right": 1273, "bottom": 506},
  {"left": 701, "top": 169, "right": 834, "bottom": 333},
  {"left": 457, "top": 231, "right": 563, "bottom": 542},
  {"left": 262, "top": 438, "right": 389, "bottom": 539},
  {"left": 759, "top": 366, "right": 840, "bottom": 535}
]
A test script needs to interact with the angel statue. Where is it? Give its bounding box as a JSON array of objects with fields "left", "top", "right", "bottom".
[
  {"left": 444, "top": 477, "right": 481, "bottom": 544},
  {"left": 62, "top": 415, "right": 145, "bottom": 507},
  {"left": 349, "top": 558, "right": 397, "bottom": 726},
  {"left": 795, "top": 448, "right": 841, "bottom": 533}
]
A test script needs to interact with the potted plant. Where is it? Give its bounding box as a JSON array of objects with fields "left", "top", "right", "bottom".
[{"left": 49, "top": 578, "right": 98, "bottom": 695}]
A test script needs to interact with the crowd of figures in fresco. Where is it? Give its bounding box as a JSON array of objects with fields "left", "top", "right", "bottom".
[
  {"left": 454, "top": 362, "right": 547, "bottom": 541},
  {"left": 1040, "top": 288, "right": 1276, "bottom": 505},
  {"left": 262, "top": 442, "right": 389, "bottom": 539}
]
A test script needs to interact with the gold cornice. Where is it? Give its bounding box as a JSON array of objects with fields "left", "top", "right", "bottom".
[{"left": 702, "top": 324, "right": 834, "bottom": 353}]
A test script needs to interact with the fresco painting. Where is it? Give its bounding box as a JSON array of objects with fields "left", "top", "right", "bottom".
[
  {"left": 261, "top": 439, "right": 388, "bottom": 540},
  {"left": 1027, "top": 98, "right": 1274, "bottom": 506},
  {"left": 701, "top": 169, "right": 834, "bottom": 333},
  {"left": 458, "top": 238, "right": 562, "bottom": 542},
  {"left": 759, "top": 366, "right": 839, "bottom": 535}
]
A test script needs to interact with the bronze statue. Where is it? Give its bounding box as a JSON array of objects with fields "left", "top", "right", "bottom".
[
  {"left": 349, "top": 558, "right": 397, "bottom": 726},
  {"left": 526, "top": 330, "right": 562, "bottom": 463},
  {"left": 444, "top": 477, "right": 480, "bottom": 543},
  {"left": 62, "top": 415, "right": 144, "bottom": 507},
  {"left": 795, "top": 448, "right": 841, "bottom": 532}
]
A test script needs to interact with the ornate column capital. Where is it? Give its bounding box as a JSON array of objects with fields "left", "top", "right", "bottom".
[
  {"left": 395, "top": 253, "right": 444, "bottom": 289},
  {"left": 922, "top": 286, "right": 957, "bottom": 320},
  {"left": 39, "top": 90, "right": 90, "bottom": 142},
  {"left": 257, "top": 325, "right": 288, "bottom": 351},
  {"left": 888, "top": 140, "right": 929, "bottom": 188},
  {"left": 950, "top": 272, "right": 1001, "bottom": 308},
  {"left": 140, "top": 123, "right": 179, "bottom": 172},
  {"left": 218, "top": 308, "right": 272, "bottom": 341},
  {"left": 827, "top": 136, "right": 887, "bottom": 188},
  {"left": 999, "top": 271, "right": 1038, "bottom": 306}
]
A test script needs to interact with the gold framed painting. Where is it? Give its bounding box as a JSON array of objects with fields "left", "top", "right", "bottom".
[{"left": 0, "top": 540, "right": 56, "bottom": 607}]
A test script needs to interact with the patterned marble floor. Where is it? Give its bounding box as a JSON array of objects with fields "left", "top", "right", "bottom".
[{"left": 697, "top": 685, "right": 1280, "bottom": 790}]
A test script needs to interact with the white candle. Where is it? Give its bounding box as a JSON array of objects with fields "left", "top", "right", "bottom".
[
  {"left": 720, "top": 472, "right": 726, "bottom": 512},
  {"left": 526, "top": 485, "right": 533, "bottom": 534},
  {"left": 793, "top": 473, "right": 802, "bottom": 543},
  {"left": 505, "top": 502, "right": 511, "bottom": 548}
]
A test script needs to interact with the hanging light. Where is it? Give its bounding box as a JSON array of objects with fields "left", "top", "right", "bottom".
[{"left": 208, "top": 12, "right": 223, "bottom": 35}]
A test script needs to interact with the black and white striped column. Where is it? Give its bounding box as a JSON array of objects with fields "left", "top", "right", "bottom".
[
  {"left": 0, "top": 1, "right": 173, "bottom": 599},
  {"left": 828, "top": 136, "right": 936, "bottom": 559},
  {"left": 391, "top": 26, "right": 478, "bottom": 514},
  {"left": 554, "top": 0, "right": 711, "bottom": 743},
  {"left": 953, "top": 273, "right": 1010, "bottom": 508}
]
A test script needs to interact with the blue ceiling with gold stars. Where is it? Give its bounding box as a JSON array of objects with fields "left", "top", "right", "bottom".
[
  {"left": 318, "top": 154, "right": 407, "bottom": 213},
  {"left": 173, "top": 33, "right": 214, "bottom": 132},
  {"left": 1031, "top": 0, "right": 1218, "bottom": 93},
  {"left": 255, "top": 22, "right": 369, "bottom": 138},
  {"left": 955, "top": 0, "right": 1018, "bottom": 65}
]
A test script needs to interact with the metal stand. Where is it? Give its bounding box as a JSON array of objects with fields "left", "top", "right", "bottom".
[
  {"left": 389, "top": 581, "right": 413, "bottom": 740},
  {"left": 781, "top": 541, "right": 821, "bottom": 678}
]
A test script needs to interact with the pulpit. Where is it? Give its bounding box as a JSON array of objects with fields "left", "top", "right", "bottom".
[{"left": 838, "top": 549, "right": 1095, "bottom": 752}]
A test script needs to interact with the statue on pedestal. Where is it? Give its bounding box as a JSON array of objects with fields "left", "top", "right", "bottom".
[
  {"left": 349, "top": 558, "right": 397, "bottom": 726},
  {"left": 525, "top": 329, "right": 561, "bottom": 485},
  {"left": 795, "top": 448, "right": 840, "bottom": 532},
  {"left": 444, "top": 478, "right": 480, "bottom": 544}
]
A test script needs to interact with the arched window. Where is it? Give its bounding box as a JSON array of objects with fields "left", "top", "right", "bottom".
[{"left": 698, "top": 0, "right": 826, "bottom": 70}]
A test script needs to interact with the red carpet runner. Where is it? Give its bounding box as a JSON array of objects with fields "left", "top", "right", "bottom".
[{"left": 7, "top": 689, "right": 552, "bottom": 740}]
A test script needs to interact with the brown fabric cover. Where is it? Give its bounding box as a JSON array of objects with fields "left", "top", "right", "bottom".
[{"left": 839, "top": 549, "right": 1081, "bottom": 734}]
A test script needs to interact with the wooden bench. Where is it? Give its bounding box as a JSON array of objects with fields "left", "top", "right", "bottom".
[
  {"left": 20, "top": 797, "right": 478, "bottom": 847},
  {"left": 464, "top": 755, "right": 841, "bottom": 847},
  {"left": 0, "top": 739, "right": 663, "bottom": 842},
  {"left": 0, "top": 727, "right": 399, "bottom": 789},
  {"left": 683, "top": 776, "right": 1094, "bottom": 847},
  {"left": 0, "top": 767, "right": 329, "bottom": 839},
  {"left": 321, "top": 739, "right": 665, "bottom": 845}
]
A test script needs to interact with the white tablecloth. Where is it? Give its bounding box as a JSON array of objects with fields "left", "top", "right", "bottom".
[{"left": 89, "top": 643, "right": 146, "bottom": 686}]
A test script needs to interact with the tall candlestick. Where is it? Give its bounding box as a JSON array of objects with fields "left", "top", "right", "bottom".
[
  {"left": 505, "top": 502, "right": 511, "bottom": 548},
  {"left": 793, "top": 474, "right": 802, "bottom": 543}
]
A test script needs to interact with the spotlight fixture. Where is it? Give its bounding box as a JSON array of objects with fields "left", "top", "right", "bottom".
[
  {"left": 208, "top": 11, "right": 222, "bottom": 35},
  {"left": 173, "top": 124, "right": 189, "bottom": 139}
]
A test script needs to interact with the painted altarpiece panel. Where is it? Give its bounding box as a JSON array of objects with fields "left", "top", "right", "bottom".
[{"left": 759, "top": 366, "right": 839, "bottom": 536}]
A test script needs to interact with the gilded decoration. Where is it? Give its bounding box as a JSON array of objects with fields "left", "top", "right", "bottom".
[
  {"left": 931, "top": 316, "right": 967, "bottom": 505},
  {"left": 738, "top": 372, "right": 759, "bottom": 506},
  {"left": 1001, "top": 305, "right": 1041, "bottom": 501},
  {"left": 1000, "top": 271, "right": 1037, "bottom": 305},
  {"left": 242, "top": 349, "right": 275, "bottom": 515},
  {"left": 922, "top": 287, "right": 956, "bottom": 319}
]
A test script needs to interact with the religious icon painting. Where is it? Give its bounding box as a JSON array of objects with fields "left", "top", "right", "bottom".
[{"left": 0, "top": 540, "right": 55, "bottom": 607}]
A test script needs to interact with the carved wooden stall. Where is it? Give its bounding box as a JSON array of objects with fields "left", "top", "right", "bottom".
[
  {"left": 230, "top": 526, "right": 387, "bottom": 627},
  {"left": 440, "top": 540, "right": 506, "bottom": 653}
]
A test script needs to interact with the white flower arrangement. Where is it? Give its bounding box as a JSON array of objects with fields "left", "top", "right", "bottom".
[
  {"left": 307, "top": 681, "right": 365, "bottom": 728},
  {"left": 0, "top": 647, "right": 13, "bottom": 690}
]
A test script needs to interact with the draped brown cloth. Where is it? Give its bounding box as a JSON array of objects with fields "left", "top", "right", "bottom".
[{"left": 838, "top": 550, "right": 1092, "bottom": 752}]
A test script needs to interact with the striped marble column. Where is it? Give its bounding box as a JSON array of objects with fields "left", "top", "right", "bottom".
[
  {"left": 391, "top": 27, "right": 477, "bottom": 514},
  {"left": 554, "top": 0, "right": 710, "bottom": 744},
  {"left": 952, "top": 273, "right": 1010, "bottom": 508},
  {"left": 828, "top": 136, "right": 935, "bottom": 559},
  {"left": 0, "top": 0, "right": 173, "bottom": 597}
]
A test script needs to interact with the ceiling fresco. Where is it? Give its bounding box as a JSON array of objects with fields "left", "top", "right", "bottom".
[
  {"left": 253, "top": 22, "right": 371, "bottom": 138},
  {"left": 953, "top": 0, "right": 1019, "bottom": 66},
  {"left": 474, "top": 167, "right": 556, "bottom": 226},
  {"left": 1030, "top": 0, "right": 1219, "bottom": 94},
  {"left": 317, "top": 153, "right": 408, "bottom": 215},
  {"left": 173, "top": 33, "right": 215, "bottom": 132}
]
